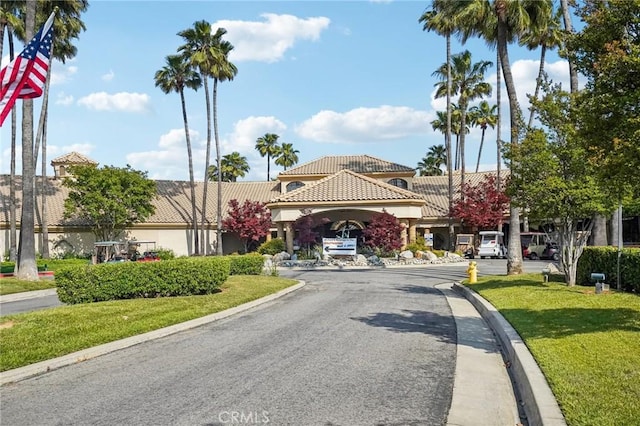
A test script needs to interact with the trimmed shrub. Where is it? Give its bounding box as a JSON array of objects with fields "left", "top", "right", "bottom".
[
  {"left": 405, "top": 242, "right": 429, "bottom": 254},
  {"left": 257, "top": 238, "right": 286, "bottom": 256},
  {"left": 577, "top": 246, "right": 640, "bottom": 292},
  {"left": 155, "top": 247, "right": 175, "bottom": 260},
  {"left": 229, "top": 253, "right": 264, "bottom": 275},
  {"left": 56, "top": 257, "right": 230, "bottom": 304}
]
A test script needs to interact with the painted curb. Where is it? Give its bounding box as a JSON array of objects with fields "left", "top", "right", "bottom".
[
  {"left": 452, "top": 282, "right": 567, "bottom": 426},
  {"left": 0, "top": 281, "right": 305, "bottom": 386}
]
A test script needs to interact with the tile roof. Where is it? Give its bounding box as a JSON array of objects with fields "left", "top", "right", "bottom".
[
  {"left": 279, "top": 155, "right": 416, "bottom": 176},
  {"left": 50, "top": 151, "right": 98, "bottom": 165},
  {"left": 270, "top": 169, "right": 425, "bottom": 203}
]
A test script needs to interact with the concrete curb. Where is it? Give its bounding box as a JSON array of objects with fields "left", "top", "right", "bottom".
[
  {"left": 452, "top": 282, "right": 567, "bottom": 426},
  {"left": 0, "top": 281, "right": 305, "bottom": 386},
  {"left": 0, "top": 288, "right": 58, "bottom": 303}
]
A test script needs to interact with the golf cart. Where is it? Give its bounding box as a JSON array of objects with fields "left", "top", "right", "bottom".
[{"left": 478, "top": 231, "right": 507, "bottom": 259}]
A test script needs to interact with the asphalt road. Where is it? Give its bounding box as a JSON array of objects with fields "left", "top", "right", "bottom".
[{"left": 1, "top": 259, "right": 550, "bottom": 425}]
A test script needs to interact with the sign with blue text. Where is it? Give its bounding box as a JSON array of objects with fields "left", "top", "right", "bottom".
[{"left": 322, "top": 238, "right": 357, "bottom": 256}]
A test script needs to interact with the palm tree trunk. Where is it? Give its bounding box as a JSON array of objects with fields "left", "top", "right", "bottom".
[
  {"left": 496, "top": 51, "right": 502, "bottom": 194},
  {"left": 16, "top": 0, "right": 38, "bottom": 280},
  {"left": 476, "top": 128, "right": 486, "bottom": 173},
  {"left": 200, "top": 77, "right": 211, "bottom": 255},
  {"left": 528, "top": 43, "right": 547, "bottom": 128},
  {"left": 446, "top": 33, "right": 454, "bottom": 251},
  {"left": 560, "top": 0, "right": 579, "bottom": 93},
  {"left": 8, "top": 29, "right": 17, "bottom": 261},
  {"left": 214, "top": 79, "right": 224, "bottom": 256},
  {"left": 459, "top": 101, "right": 467, "bottom": 198},
  {"left": 180, "top": 89, "right": 199, "bottom": 255},
  {"left": 497, "top": 2, "right": 523, "bottom": 275}
]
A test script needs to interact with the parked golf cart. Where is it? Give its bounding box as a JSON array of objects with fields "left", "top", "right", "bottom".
[{"left": 478, "top": 231, "right": 508, "bottom": 259}]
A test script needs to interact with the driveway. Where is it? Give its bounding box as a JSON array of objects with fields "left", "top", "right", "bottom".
[{"left": 0, "top": 264, "right": 474, "bottom": 426}]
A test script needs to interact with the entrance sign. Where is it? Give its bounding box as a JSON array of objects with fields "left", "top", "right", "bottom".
[
  {"left": 322, "top": 238, "right": 357, "bottom": 256},
  {"left": 425, "top": 233, "right": 434, "bottom": 247}
]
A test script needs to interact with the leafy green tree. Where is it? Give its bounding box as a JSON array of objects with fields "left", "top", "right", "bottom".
[
  {"left": 274, "top": 142, "right": 299, "bottom": 170},
  {"left": 505, "top": 81, "right": 614, "bottom": 286},
  {"left": 433, "top": 50, "right": 493, "bottom": 192},
  {"left": 62, "top": 165, "right": 157, "bottom": 242},
  {"left": 222, "top": 199, "right": 272, "bottom": 254},
  {"left": 469, "top": 100, "right": 498, "bottom": 172},
  {"left": 255, "top": 133, "right": 281, "bottom": 181},
  {"left": 207, "top": 152, "right": 249, "bottom": 182},
  {"left": 154, "top": 54, "right": 202, "bottom": 255}
]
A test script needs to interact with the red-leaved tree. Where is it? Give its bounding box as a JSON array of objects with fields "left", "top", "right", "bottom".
[
  {"left": 222, "top": 199, "right": 272, "bottom": 253},
  {"left": 294, "top": 208, "right": 329, "bottom": 256},
  {"left": 363, "top": 209, "right": 403, "bottom": 255},
  {"left": 450, "top": 175, "right": 509, "bottom": 229}
]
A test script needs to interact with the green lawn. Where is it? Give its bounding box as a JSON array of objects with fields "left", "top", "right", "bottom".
[
  {"left": 1, "top": 259, "right": 89, "bottom": 295},
  {"left": 0, "top": 275, "right": 297, "bottom": 372},
  {"left": 466, "top": 274, "right": 640, "bottom": 426}
]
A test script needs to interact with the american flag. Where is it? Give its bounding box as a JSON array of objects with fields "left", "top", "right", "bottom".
[{"left": 0, "top": 11, "right": 55, "bottom": 126}]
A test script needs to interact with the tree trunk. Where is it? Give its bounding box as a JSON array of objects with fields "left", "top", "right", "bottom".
[
  {"left": 560, "top": 0, "right": 579, "bottom": 93},
  {"left": 475, "top": 128, "right": 486, "bottom": 173},
  {"left": 214, "top": 79, "right": 224, "bottom": 256},
  {"left": 459, "top": 100, "right": 467, "bottom": 198},
  {"left": 591, "top": 214, "right": 607, "bottom": 246},
  {"left": 180, "top": 89, "right": 199, "bottom": 255},
  {"left": 610, "top": 207, "right": 621, "bottom": 246},
  {"left": 528, "top": 44, "right": 547, "bottom": 128},
  {"left": 8, "top": 29, "right": 17, "bottom": 261},
  {"left": 200, "top": 77, "right": 211, "bottom": 255},
  {"left": 446, "top": 34, "right": 454, "bottom": 251},
  {"left": 16, "top": 0, "right": 39, "bottom": 281},
  {"left": 497, "top": 2, "right": 523, "bottom": 275},
  {"left": 496, "top": 51, "right": 502, "bottom": 233},
  {"left": 559, "top": 218, "right": 593, "bottom": 286}
]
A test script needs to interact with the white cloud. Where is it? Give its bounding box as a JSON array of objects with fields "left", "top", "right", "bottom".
[
  {"left": 55, "top": 92, "right": 74, "bottom": 106},
  {"left": 213, "top": 14, "right": 330, "bottom": 62},
  {"left": 101, "top": 70, "right": 115, "bottom": 82},
  {"left": 77, "top": 92, "right": 151, "bottom": 113},
  {"left": 48, "top": 143, "right": 95, "bottom": 158},
  {"left": 158, "top": 128, "right": 200, "bottom": 149},
  {"left": 50, "top": 64, "right": 78, "bottom": 86},
  {"left": 296, "top": 105, "right": 432, "bottom": 143}
]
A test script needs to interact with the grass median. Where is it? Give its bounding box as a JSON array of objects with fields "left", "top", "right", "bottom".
[
  {"left": 0, "top": 275, "right": 298, "bottom": 372},
  {"left": 466, "top": 273, "right": 640, "bottom": 426}
]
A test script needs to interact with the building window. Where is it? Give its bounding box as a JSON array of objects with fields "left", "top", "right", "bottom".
[
  {"left": 388, "top": 178, "right": 408, "bottom": 189},
  {"left": 286, "top": 181, "right": 305, "bottom": 192}
]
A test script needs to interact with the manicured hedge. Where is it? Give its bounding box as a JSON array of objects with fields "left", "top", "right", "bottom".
[
  {"left": 229, "top": 253, "right": 265, "bottom": 275},
  {"left": 56, "top": 257, "right": 231, "bottom": 304},
  {"left": 577, "top": 247, "right": 640, "bottom": 292}
]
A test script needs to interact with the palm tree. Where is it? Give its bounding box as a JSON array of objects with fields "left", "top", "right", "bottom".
[
  {"left": 420, "top": 0, "right": 456, "bottom": 250},
  {"left": 431, "top": 106, "right": 468, "bottom": 170},
  {"left": 433, "top": 50, "right": 492, "bottom": 194},
  {"left": 469, "top": 100, "right": 498, "bottom": 172},
  {"left": 178, "top": 22, "right": 237, "bottom": 255},
  {"left": 154, "top": 54, "right": 202, "bottom": 255},
  {"left": 520, "top": 7, "right": 563, "bottom": 128},
  {"left": 440, "top": 0, "right": 552, "bottom": 274},
  {"left": 274, "top": 142, "right": 299, "bottom": 171},
  {"left": 208, "top": 152, "right": 250, "bottom": 182},
  {"left": 417, "top": 144, "right": 447, "bottom": 176},
  {"left": 559, "top": 0, "right": 579, "bottom": 93},
  {"left": 255, "top": 133, "right": 281, "bottom": 180}
]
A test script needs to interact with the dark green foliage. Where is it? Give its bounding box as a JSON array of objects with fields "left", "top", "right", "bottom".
[
  {"left": 228, "top": 253, "right": 264, "bottom": 275},
  {"left": 577, "top": 247, "right": 640, "bottom": 292},
  {"left": 405, "top": 242, "right": 428, "bottom": 254},
  {"left": 257, "top": 238, "right": 286, "bottom": 255},
  {"left": 56, "top": 257, "right": 230, "bottom": 304},
  {"left": 155, "top": 248, "right": 175, "bottom": 260}
]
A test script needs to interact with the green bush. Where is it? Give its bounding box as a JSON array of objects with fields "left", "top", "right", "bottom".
[
  {"left": 229, "top": 253, "right": 264, "bottom": 275},
  {"left": 56, "top": 257, "right": 230, "bottom": 304},
  {"left": 155, "top": 247, "right": 175, "bottom": 260},
  {"left": 432, "top": 250, "right": 445, "bottom": 258},
  {"left": 405, "top": 242, "right": 429, "bottom": 254},
  {"left": 577, "top": 246, "right": 640, "bottom": 292},
  {"left": 257, "top": 238, "right": 286, "bottom": 255}
]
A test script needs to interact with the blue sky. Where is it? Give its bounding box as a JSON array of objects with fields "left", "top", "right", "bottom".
[{"left": 1, "top": 0, "right": 574, "bottom": 182}]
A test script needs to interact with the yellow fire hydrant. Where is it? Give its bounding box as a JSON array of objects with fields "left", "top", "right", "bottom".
[{"left": 467, "top": 261, "right": 478, "bottom": 284}]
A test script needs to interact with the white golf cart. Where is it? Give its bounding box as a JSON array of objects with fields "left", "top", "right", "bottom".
[{"left": 478, "top": 231, "right": 508, "bottom": 259}]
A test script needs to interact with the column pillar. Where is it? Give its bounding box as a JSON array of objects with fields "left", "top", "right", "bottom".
[
  {"left": 400, "top": 218, "right": 409, "bottom": 249},
  {"left": 276, "top": 223, "right": 284, "bottom": 240},
  {"left": 408, "top": 219, "right": 417, "bottom": 244},
  {"left": 285, "top": 222, "right": 294, "bottom": 254}
]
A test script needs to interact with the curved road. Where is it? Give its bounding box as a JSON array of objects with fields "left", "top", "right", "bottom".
[{"left": 1, "top": 260, "right": 546, "bottom": 425}]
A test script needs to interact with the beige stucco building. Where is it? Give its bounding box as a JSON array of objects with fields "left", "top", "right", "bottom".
[{"left": 0, "top": 152, "right": 500, "bottom": 258}]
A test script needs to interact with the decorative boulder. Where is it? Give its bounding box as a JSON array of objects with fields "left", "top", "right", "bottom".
[
  {"left": 423, "top": 250, "right": 438, "bottom": 261},
  {"left": 273, "top": 251, "right": 291, "bottom": 262},
  {"left": 399, "top": 250, "right": 414, "bottom": 259}
]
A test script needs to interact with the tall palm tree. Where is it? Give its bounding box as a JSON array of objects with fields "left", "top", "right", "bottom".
[
  {"left": 559, "top": 0, "right": 579, "bottom": 94},
  {"left": 417, "top": 144, "right": 447, "bottom": 176},
  {"left": 431, "top": 106, "right": 467, "bottom": 170},
  {"left": 420, "top": 0, "right": 456, "bottom": 250},
  {"left": 433, "top": 50, "right": 492, "bottom": 194},
  {"left": 178, "top": 22, "right": 237, "bottom": 255},
  {"left": 442, "top": 0, "right": 552, "bottom": 274},
  {"left": 208, "top": 152, "right": 250, "bottom": 182},
  {"left": 469, "top": 100, "right": 498, "bottom": 172},
  {"left": 14, "top": 0, "right": 38, "bottom": 280},
  {"left": 255, "top": 133, "right": 281, "bottom": 180},
  {"left": 154, "top": 54, "right": 202, "bottom": 255},
  {"left": 520, "top": 7, "right": 563, "bottom": 128},
  {"left": 274, "top": 142, "right": 299, "bottom": 170}
]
